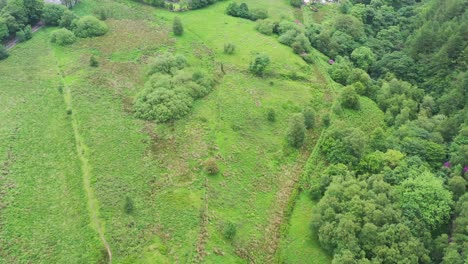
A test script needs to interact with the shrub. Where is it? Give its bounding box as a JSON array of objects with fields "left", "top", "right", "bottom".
[
  {"left": 89, "top": 55, "right": 99, "bottom": 67},
  {"left": 341, "top": 86, "right": 360, "bottom": 110},
  {"left": 224, "top": 43, "right": 236, "bottom": 54},
  {"left": 267, "top": 108, "right": 276, "bottom": 122},
  {"left": 204, "top": 158, "right": 219, "bottom": 175},
  {"left": 59, "top": 10, "right": 79, "bottom": 29},
  {"left": 94, "top": 7, "right": 110, "bottom": 20},
  {"left": 290, "top": 0, "right": 302, "bottom": 8},
  {"left": 43, "top": 4, "right": 67, "bottom": 26},
  {"left": 16, "top": 30, "right": 25, "bottom": 42},
  {"left": 148, "top": 53, "right": 187, "bottom": 76},
  {"left": 256, "top": 19, "right": 275, "bottom": 35},
  {"left": 277, "top": 20, "right": 302, "bottom": 35},
  {"left": 223, "top": 221, "right": 237, "bottom": 240},
  {"left": 50, "top": 28, "right": 77, "bottom": 46},
  {"left": 226, "top": 2, "right": 240, "bottom": 17},
  {"left": 133, "top": 85, "right": 193, "bottom": 122},
  {"left": 250, "top": 8, "right": 268, "bottom": 21},
  {"left": 249, "top": 54, "right": 270, "bottom": 76},
  {"left": 124, "top": 196, "right": 134, "bottom": 214},
  {"left": 17, "top": 25, "right": 32, "bottom": 42},
  {"left": 278, "top": 30, "right": 297, "bottom": 46},
  {"left": 303, "top": 107, "right": 315, "bottom": 129},
  {"left": 173, "top": 17, "right": 184, "bottom": 36},
  {"left": 323, "top": 113, "right": 331, "bottom": 127},
  {"left": 0, "top": 45, "right": 8, "bottom": 60},
  {"left": 287, "top": 114, "right": 306, "bottom": 148},
  {"left": 73, "top": 16, "right": 108, "bottom": 38}
]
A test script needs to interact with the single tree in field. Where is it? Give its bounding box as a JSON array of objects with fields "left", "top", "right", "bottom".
[
  {"left": 249, "top": 54, "right": 270, "bottom": 76},
  {"left": 287, "top": 113, "right": 306, "bottom": 148},
  {"left": 173, "top": 17, "right": 184, "bottom": 36}
]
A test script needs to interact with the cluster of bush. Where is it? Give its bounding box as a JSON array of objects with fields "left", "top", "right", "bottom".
[
  {"left": 286, "top": 107, "right": 316, "bottom": 148},
  {"left": 133, "top": 53, "right": 215, "bottom": 123},
  {"left": 225, "top": 2, "right": 268, "bottom": 21},
  {"left": 132, "top": 0, "right": 222, "bottom": 11},
  {"left": 255, "top": 19, "right": 312, "bottom": 62},
  {"left": 45, "top": 4, "right": 108, "bottom": 46},
  {"left": 0, "top": 0, "right": 44, "bottom": 59}
]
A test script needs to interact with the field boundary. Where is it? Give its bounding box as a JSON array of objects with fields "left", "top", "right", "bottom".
[{"left": 272, "top": 47, "right": 340, "bottom": 262}]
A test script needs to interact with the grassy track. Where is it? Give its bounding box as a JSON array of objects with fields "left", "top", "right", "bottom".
[
  {"left": 0, "top": 30, "right": 102, "bottom": 263},
  {"left": 56, "top": 56, "right": 113, "bottom": 262}
]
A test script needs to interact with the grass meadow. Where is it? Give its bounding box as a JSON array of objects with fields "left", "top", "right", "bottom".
[{"left": 0, "top": 0, "right": 384, "bottom": 263}]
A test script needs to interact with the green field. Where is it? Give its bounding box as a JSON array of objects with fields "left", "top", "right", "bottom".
[{"left": 0, "top": 0, "right": 383, "bottom": 263}]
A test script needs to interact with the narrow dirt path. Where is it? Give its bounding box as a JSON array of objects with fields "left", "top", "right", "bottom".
[{"left": 52, "top": 54, "right": 113, "bottom": 262}]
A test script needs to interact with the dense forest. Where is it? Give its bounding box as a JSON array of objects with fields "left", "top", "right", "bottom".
[{"left": 302, "top": 0, "right": 467, "bottom": 263}]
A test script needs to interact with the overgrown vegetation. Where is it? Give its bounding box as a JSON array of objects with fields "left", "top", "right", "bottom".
[{"left": 134, "top": 53, "right": 214, "bottom": 122}]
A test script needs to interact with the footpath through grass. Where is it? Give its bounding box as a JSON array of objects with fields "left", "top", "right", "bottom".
[{"left": 0, "top": 30, "right": 103, "bottom": 263}]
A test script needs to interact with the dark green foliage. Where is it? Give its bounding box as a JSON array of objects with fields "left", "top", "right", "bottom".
[
  {"left": 322, "top": 113, "right": 330, "bottom": 127},
  {"left": 226, "top": 2, "right": 267, "bottom": 21},
  {"left": 73, "top": 16, "right": 108, "bottom": 38},
  {"left": 59, "top": 10, "right": 79, "bottom": 30},
  {"left": 290, "top": 0, "right": 302, "bottom": 8},
  {"left": 204, "top": 158, "right": 219, "bottom": 175},
  {"left": 340, "top": 86, "right": 360, "bottom": 110},
  {"left": 250, "top": 8, "right": 268, "bottom": 20},
  {"left": 51, "top": 28, "right": 77, "bottom": 46},
  {"left": 187, "top": 0, "right": 219, "bottom": 10},
  {"left": 0, "top": 45, "right": 8, "bottom": 60},
  {"left": 134, "top": 54, "right": 214, "bottom": 123},
  {"left": 312, "top": 174, "right": 430, "bottom": 263},
  {"left": 0, "top": 17, "right": 8, "bottom": 40},
  {"left": 267, "top": 108, "right": 276, "bottom": 122},
  {"left": 124, "top": 196, "right": 134, "bottom": 214},
  {"left": 94, "top": 7, "right": 110, "bottom": 21},
  {"left": 42, "top": 3, "right": 67, "bottom": 26},
  {"left": 148, "top": 53, "right": 187, "bottom": 76},
  {"left": 399, "top": 172, "right": 453, "bottom": 230},
  {"left": 223, "top": 43, "right": 235, "bottom": 54},
  {"left": 351, "top": 46, "right": 375, "bottom": 70},
  {"left": 255, "top": 19, "right": 275, "bottom": 35},
  {"left": 321, "top": 124, "right": 366, "bottom": 165},
  {"left": 223, "top": 221, "right": 237, "bottom": 240},
  {"left": 133, "top": 79, "right": 193, "bottom": 122},
  {"left": 287, "top": 114, "right": 306, "bottom": 148},
  {"left": 16, "top": 24, "right": 31, "bottom": 42},
  {"left": 89, "top": 55, "right": 98, "bottom": 67},
  {"left": 448, "top": 176, "right": 466, "bottom": 200},
  {"left": 249, "top": 54, "right": 270, "bottom": 76},
  {"left": 303, "top": 107, "right": 315, "bottom": 129},
  {"left": 173, "top": 17, "right": 183, "bottom": 36}
]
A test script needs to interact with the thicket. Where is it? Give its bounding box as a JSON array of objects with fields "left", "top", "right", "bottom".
[
  {"left": 249, "top": 54, "right": 270, "bottom": 76},
  {"left": 307, "top": 0, "right": 468, "bottom": 263},
  {"left": 134, "top": 53, "right": 215, "bottom": 123},
  {"left": 50, "top": 28, "right": 76, "bottom": 45},
  {"left": 0, "top": 0, "right": 43, "bottom": 42},
  {"left": 225, "top": 2, "right": 268, "bottom": 21}
]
